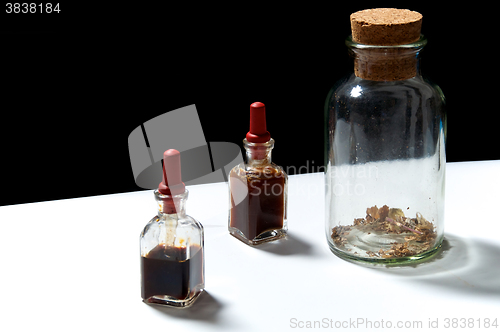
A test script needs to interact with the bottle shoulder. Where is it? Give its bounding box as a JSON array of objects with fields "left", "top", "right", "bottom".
[
  {"left": 329, "top": 74, "right": 443, "bottom": 99},
  {"left": 180, "top": 214, "right": 204, "bottom": 231},
  {"left": 143, "top": 213, "right": 203, "bottom": 230},
  {"left": 326, "top": 74, "right": 445, "bottom": 119},
  {"left": 230, "top": 162, "right": 287, "bottom": 180}
]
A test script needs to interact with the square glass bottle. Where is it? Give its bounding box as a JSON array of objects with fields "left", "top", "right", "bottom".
[
  {"left": 228, "top": 102, "right": 288, "bottom": 245},
  {"left": 140, "top": 149, "right": 204, "bottom": 307}
]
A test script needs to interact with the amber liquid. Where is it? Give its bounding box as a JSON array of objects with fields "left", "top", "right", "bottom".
[
  {"left": 229, "top": 167, "right": 285, "bottom": 240},
  {"left": 141, "top": 244, "right": 203, "bottom": 302}
]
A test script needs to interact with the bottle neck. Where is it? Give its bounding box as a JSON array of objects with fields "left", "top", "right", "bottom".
[
  {"left": 243, "top": 138, "right": 274, "bottom": 166},
  {"left": 347, "top": 35, "right": 426, "bottom": 81},
  {"left": 154, "top": 189, "right": 188, "bottom": 217}
]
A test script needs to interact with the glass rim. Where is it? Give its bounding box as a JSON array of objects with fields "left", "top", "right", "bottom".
[
  {"left": 154, "top": 188, "right": 188, "bottom": 200},
  {"left": 346, "top": 34, "right": 427, "bottom": 49},
  {"left": 243, "top": 138, "right": 275, "bottom": 148}
]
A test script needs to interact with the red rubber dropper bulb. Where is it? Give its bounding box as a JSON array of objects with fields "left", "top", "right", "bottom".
[
  {"left": 158, "top": 149, "right": 185, "bottom": 214},
  {"left": 158, "top": 149, "right": 186, "bottom": 214},
  {"left": 246, "top": 102, "right": 271, "bottom": 143},
  {"left": 158, "top": 149, "right": 185, "bottom": 195}
]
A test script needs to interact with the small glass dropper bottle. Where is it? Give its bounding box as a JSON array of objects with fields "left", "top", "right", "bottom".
[
  {"left": 228, "top": 102, "right": 288, "bottom": 245},
  {"left": 140, "top": 149, "right": 204, "bottom": 307}
]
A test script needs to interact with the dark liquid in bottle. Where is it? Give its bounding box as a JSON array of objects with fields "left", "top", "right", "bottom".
[
  {"left": 229, "top": 167, "right": 285, "bottom": 240},
  {"left": 141, "top": 244, "right": 204, "bottom": 302}
]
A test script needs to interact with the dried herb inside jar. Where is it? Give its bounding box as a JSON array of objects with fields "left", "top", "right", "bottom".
[{"left": 331, "top": 205, "right": 437, "bottom": 258}]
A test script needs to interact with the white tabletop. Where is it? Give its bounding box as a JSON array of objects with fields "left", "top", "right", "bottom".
[{"left": 1, "top": 160, "right": 499, "bottom": 332}]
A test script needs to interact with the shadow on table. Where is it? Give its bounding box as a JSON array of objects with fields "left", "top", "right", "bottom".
[
  {"left": 147, "top": 291, "right": 226, "bottom": 325},
  {"left": 367, "top": 234, "right": 500, "bottom": 299},
  {"left": 256, "top": 233, "right": 316, "bottom": 256}
]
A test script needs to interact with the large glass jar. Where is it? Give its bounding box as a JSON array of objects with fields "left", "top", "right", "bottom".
[{"left": 324, "top": 35, "right": 446, "bottom": 264}]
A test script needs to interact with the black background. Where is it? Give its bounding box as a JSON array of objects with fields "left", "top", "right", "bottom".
[{"left": 1, "top": 3, "right": 497, "bottom": 206}]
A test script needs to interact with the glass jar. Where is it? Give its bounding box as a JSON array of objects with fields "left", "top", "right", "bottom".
[
  {"left": 324, "top": 35, "right": 446, "bottom": 264},
  {"left": 140, "top": 189, "right": 204, "bottom": 307}
]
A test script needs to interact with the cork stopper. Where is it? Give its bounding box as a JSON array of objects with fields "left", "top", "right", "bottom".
[
  {"left": 350, "top": 8, "right": 422, "bottom": 46},
  {"left": 349, "top": 8, "right": 424, "bottom": 81}
]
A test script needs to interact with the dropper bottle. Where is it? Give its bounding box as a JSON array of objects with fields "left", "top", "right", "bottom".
[
  {"left": 140, "top": 149, "right": 204, "bottom": 307},
  {"left": 228, "top": 102, "right": 288, "bottom": 245}
]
